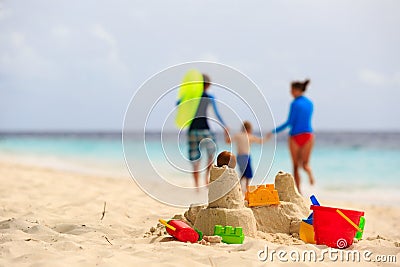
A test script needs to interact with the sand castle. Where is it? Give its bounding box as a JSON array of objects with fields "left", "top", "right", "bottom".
[
  {"left": 193, "top": 166, "right": 258, "bottom": 236},
  {"left": 252, "top": 171, "right": 309, "bottom": 234},
  {"left": 187, "top": 152, "right": 309, "bottom": 237},
  {"left": 193, "top": 152, "right": 258, "bottom": 237}
]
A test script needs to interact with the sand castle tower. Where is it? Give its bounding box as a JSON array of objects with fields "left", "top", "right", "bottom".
[
  {"left": 193, "top": 152, "right": 257, "bottom": 237},
  {"left": 251, "top": 171, "right": 309, "bottom": 234}
]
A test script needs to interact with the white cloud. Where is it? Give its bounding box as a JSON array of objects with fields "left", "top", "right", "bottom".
[
  {"left": 358, "top": 69, "right": 400, "bottom": 87},
  {"left": 0, "top": 3, "right": 13, "bottom": 20},
  {"left": 11, "top": 31, "right": 25, "bottom": 46},
  {"left": 0, "top": 31, "right": 54, "bottom": 80},
  {"left": 92, "top": 24, "right": 118, "bottom": 60},
  {"left": 52, "top": 25, "right": 71, "bottom": 39},
  {"left": 92, "top": 24, "right": 116, "bottom": 45},
  {"left": 90, "top": 24, "right": 128, "bottom": 74}
]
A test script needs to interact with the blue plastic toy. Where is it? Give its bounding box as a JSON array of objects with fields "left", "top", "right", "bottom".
[{"left": 306, "top": 195, "right": 320, "bottom": 224}]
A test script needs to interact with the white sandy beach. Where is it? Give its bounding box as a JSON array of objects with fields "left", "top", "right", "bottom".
[{"left": 0, "top": 159, "right": 399, "bottom": 267}]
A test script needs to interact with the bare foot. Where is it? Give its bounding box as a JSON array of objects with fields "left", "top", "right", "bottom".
[{"left": 309, "top": 175, "right": 315, "bottom": 185}]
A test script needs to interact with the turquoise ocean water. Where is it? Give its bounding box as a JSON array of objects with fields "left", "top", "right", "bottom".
[{"left": 1, "top": 132, "right": 399, "bottom": 206}]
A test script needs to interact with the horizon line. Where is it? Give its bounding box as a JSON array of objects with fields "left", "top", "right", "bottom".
[{"left": 0, "top": 130, "right": 400, "bottom": 135}]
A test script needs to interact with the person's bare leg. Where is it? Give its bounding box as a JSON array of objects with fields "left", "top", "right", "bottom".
[
  {"left": 193, "top": 161, "right": 200, "bottom": 189},
  {"left": 240, "top": 176, "right": 247, "bottom": 194},
  {"left": 301, "top": 137, "right": 315, "bottom": 185},
  {"left": 289, "top": 138, "right": 301, "bottom": 193}
]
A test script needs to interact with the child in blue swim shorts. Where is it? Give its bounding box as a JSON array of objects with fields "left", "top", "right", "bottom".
[{"left": 225, "top": 121, "right": 270, "bottom": 191}]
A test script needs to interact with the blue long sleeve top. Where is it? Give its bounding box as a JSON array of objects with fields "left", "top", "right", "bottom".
[{"left": 272, "top": 95, "right": 313, "bottom": 136}]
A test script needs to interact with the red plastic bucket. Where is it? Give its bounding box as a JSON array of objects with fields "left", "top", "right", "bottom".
[
  {"left": 166, "top": 220, "right": 199, "bottom": 243},
  {"left": 310, "top": 205, "right": 364, "bottom": 248}
]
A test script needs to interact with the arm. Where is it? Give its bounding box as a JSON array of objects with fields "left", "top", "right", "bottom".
[
  {"left": 210, "top": 95, "right": 226, "bottom": 126},
  {"left": 272, "top": 102, "right": 296, "bottom": 134},
  {"left": 249, "top": 134, "right": 263, "bottom": 144},
  {"left": 249, "top": 134, "right": 271, "bottom": 144},
  {"left": 225, "top": 132, "right": 232, "bottom": 144}
]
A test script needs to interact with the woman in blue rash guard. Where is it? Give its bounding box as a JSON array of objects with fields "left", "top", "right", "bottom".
[{"left": 268, "top": 79, "right": 315, "bottom": 194}]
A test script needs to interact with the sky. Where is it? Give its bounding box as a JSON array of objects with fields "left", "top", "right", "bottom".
[{"left": 1, "top": 0, "right": 399, "bottom": 132}]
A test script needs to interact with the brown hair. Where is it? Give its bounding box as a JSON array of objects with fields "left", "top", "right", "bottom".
[
  {"left": 242, "top": 121, "right": 252, "bottom": 132},
  {"left": 291, "top": 79, "right": 310, "bottom": 92},
  {"left": 203, "top": 74, "right": 211, "bottom": 90}
]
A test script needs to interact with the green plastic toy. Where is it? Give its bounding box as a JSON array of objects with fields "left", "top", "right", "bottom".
[
  {"left": 195, "top": 228, "right": 203, "bottom": 241},
  {"left": 214, "top": 225, "right": 244, "bottom": 244},
  {"left": 355, "top": 216, "right": 365, "bottom": 240}
]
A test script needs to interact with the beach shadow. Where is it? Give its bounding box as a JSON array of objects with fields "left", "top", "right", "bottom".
[{"left": 159, "top": 236, "right": 176, "bottom": 242}]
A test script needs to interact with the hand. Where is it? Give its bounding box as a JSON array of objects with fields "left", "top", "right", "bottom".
[{"left": 265, "top": 132, "right": 273, "bottom": 141}]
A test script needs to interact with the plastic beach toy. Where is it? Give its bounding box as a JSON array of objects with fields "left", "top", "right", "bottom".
[
  {"left": 159, "top": 219, "right": 200, "bottom": 243},
  {"left": 299, "top": 220, "right": 315, "bottom": 244},
  {"left": 336, "top": 209, "right": 363, "bottom": 232},
  {"left": 214, "top": 225, "right": 244, "bottom": 244},
  {"left": 306, "top": 195, "right": 320, "bottom": 222},
  {"left": 355, "top": 216, "right": 365, "bottom": 240},
  {"left": 300, "top": 195, "right": 320, "bottom": 244},
  {"left": 310, "top": 205, "right": 364, "bottom": 249},
  {"left": 175, "top": 69, "right": 204, "bottom": 128},
  {"left": 245, "top": 184, "right": 280, "bottom": 207},
  {"left": 310, "top": 195, "right": 320, "bottom": 206}
]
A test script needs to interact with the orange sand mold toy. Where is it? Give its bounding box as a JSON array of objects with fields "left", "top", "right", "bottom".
[
  {"left": 245, "top": 184, "right": 280, "bottom": 207},
  {"left": 299, "top": 220, "right": 315, "bottom": 244}
]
